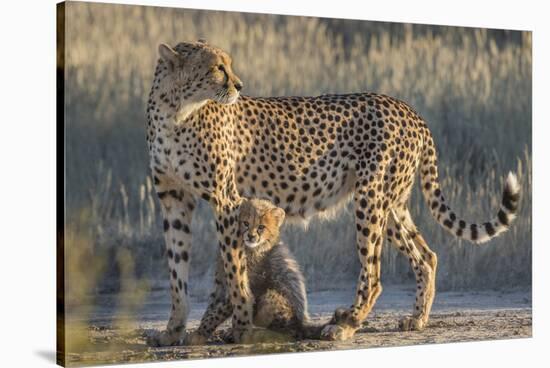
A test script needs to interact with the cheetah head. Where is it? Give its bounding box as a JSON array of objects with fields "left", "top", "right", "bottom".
[
  {"left": 238, "top": 198, "right": 285, "bottom": 251},
  {"left": 156, "top": 40, "right": 243, "bottom": 108}
]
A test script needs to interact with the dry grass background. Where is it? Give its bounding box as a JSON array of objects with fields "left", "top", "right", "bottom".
[{"left": 63, "top": 2, "right": 531, "bottom": 300}]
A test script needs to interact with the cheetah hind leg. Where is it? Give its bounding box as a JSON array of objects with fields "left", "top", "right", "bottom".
[
  {"left": 398, "top": 230, "right": 437, "bottom": 332},
  {"left": 386, "top": 209, "right": 437, "bottom": 331}
]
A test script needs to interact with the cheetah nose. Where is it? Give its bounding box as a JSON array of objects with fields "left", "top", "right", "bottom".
[
  {"left": 234, "top": 80, "right": 243, "bottom": 91},
  {"left": 248, "top": 235, "right": 257, "bottom": 242}
]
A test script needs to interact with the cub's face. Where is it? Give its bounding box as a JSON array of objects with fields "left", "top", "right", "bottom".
[
  {"left": 239, "top": 199, "right": 285, "bottom": 251},
  {"left": 157, "top": 40, "right": 243, "bottom": 105}
]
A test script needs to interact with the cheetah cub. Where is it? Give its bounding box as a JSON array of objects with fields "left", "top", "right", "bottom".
[{"left": 237, "top": 198, "right": 322, "bottom": 340}]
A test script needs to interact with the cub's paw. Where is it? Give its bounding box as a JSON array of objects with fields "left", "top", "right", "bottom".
[
  {"left": 320, "top": 324, "right": 356, "bottom": 341},
  {"left": 185, "top": 331, "right": 209, "bottom": 345},
  {"left": 146, "top": 329, "right": 186, "bottom": 347},
  {"left": 398, "top": 316, "right": 426, "bottom": 331}
]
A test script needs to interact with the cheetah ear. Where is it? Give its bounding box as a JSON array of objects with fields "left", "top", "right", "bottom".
[
  {"left": 239, "top": 198, "right": 250, "bottom": 217},
  {"left": 158, "top": 43, "right": 180, "bottom": 66},
  {"left": 197, "top": 38, "right": 207, "bottom": 44},
  {"left": 270, "top": 207, "right": 286, "bottom": 228}
]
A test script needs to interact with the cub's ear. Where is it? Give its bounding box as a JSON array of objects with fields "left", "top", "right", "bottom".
[
  {"left": 158, "top": 43, "right": 180, "bottom": 65},
  {"left": 197, "top": 38, "right": 207, "bottom": 44},
  {"left": 238, "top": 198, "right": 251, "bottom": 218},
  {"left": 270, "top": 207, "right": 286, "bottom": 228}
]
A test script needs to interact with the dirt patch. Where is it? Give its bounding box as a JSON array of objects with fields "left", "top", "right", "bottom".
[{"left": 64, "top": 308, "right": 531, "bottom": 366}]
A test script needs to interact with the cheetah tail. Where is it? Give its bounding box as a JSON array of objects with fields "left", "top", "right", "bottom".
[{"left": 419, "top": 136, "right": 521, "bottom": 244}]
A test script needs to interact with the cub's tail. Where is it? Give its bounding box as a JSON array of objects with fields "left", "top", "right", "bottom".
[
  {"left": 419, "top": 134, "right": 520, "bottom": 244},
  {"left": 298, "top": 321, "right": 326, "bottom": 340}
]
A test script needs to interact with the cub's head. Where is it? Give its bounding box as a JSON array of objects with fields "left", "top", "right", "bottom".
[
  {"left": 238, "top": 199, "right": 286, "bottom": 251},
  {"left": 156, "top": 39, "right": 243, "bottom": 106}
]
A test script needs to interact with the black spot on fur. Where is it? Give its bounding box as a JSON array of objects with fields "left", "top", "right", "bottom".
[{"left": 172, "top": 219, "right": 182, "bottom": 230}]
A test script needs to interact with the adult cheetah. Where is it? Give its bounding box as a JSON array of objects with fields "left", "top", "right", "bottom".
[{"left": 146, "top": 40, "right": 520, "bottom": 345}]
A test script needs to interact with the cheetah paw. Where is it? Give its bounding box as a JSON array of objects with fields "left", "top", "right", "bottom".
[
  {"left": 146, "top": 329, "right": 186, "bottom": 347},
  {"left": 231, "top": 327, "right": 258, "bottom": 344},
  {"left": 398, "top": 316, "right": 426, "bottom": 331},
  {"left": 320, "top": 324, "right": 356, "bottom": 341},
  {"left": 185, "top": 331, "right": 208, "bottom": 345}
]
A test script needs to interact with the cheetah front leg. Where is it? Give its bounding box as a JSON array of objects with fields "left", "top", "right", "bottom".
[
  {"left": 321, "top": 188, "right": 387, "bottom": 341},
  {"left": 212, "top": 199, "right": 257, "bottom": 343},
  {"left": 187, "top": 257, "right": 233, "bottom": 345},
  {"left": 147, "top": 186, "right": 197, "bottom": 346}
]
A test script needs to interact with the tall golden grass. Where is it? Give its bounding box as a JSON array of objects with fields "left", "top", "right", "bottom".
[{"left": 63, "top": 2, "right": 531, "bottom": 296}]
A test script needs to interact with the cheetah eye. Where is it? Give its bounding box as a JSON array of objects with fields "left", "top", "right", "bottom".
[
  {"left": 243, "top": 221, "right": 249, "bottom": 228},
  {"left": 257, "top": 224, "right": 265, "bottom": 233},
  {"left": 217, "top": 64, "right": 226, "bottom": 72}
]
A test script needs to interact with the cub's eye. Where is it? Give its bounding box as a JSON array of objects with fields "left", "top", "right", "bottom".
[
  {"left": 243, "top": 221, "right": 249, "bottom": 228},
  {"left": 217, "top": 64, "right": 225, "bottom": 72},
  {"left": 257, "top": 224, "right": 265, "bottom": 233}
]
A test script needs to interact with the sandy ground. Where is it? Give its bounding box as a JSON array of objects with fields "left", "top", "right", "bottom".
[{"left": 63, "top": 286, "right": 532, "bottom": 366}]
